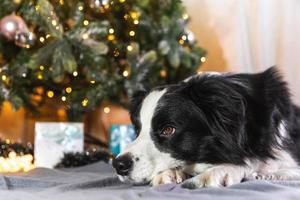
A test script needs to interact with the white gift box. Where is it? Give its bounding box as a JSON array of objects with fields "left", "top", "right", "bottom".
[{"left": 34, "top": 122, "right": 84, "bottom": 168}]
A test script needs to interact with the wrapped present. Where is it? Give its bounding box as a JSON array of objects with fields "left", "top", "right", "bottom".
[
  {"left": 34, "top": 122, "right": 84, "bottom": 168},
  {"left": 109, "top": 124, "right": 136, "bottom": 155}
]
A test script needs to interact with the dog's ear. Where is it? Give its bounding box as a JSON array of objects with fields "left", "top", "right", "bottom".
[{"left": 182, "top": 76, "right": 247, "bottom": 139}]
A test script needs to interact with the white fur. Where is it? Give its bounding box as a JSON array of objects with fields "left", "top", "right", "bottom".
[{"left": 117, "top": 89, "right": 184, "bottom": 183}]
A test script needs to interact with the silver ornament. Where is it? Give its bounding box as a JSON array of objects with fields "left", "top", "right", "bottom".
[
  {"left": 15, "top": 31, "right": 36, "bottom": 48},
  {"left": 0, "top": 14, "right": 28, "bottom": 40}
]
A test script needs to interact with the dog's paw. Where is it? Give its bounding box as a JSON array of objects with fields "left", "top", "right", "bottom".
[
  {"left": 254, "top": 168, "right": 300, "bottom": 181},
  {"left": 151, "top": 169, "right": 187, "bottom": 186},
  {"left": 182, "top": 165, "right": 247, "bottom": 189}
]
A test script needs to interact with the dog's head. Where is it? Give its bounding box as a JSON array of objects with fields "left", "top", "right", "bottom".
[{"left": 113, "top": 73, "right": 248, "bottom": 184}]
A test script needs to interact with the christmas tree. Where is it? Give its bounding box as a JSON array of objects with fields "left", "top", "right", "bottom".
[{"left": 0, "top": 0, "right": 206, "bottom": 120}]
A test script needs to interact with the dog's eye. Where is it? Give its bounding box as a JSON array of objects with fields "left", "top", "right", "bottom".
[{"left": 161, "top": 126, "right": 176, "bottom": 136}]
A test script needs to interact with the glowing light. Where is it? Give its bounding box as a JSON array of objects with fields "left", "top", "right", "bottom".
[
  {"left": 124, "top": 14, "right": 130, "bottom": 20},
  {"left": 123, "top": 70, "right": 129, "bottom": 77},
  {"left": 51, "top": 20, "right": 57, "bottom": 26},
  {"left": 83, "top": 20, "right": 89, "bottom": 26},
  {"left": 103, "top": 106, "right": 110, "bottom": 114},
  {"left": 46, "top": 34, "right": 51, "bottom": 39},
  {"left": 113, "top": 49, "right": 120, "bottom": 57},
  {"left": 61, "top": 96, "right": 67, "bottom": 102},
  {"left": 37, "top": 73, "right": 43, "bottom": 80},
  {"left": 14, "top": 0, "right": 22, "bottom": 4},
  {"left": 130, "top": 11, "right": 139, "bottom": 19},
  {"left": 1, "top": 75, "right": 7, "bottom": 81},
  {"left": 181, "top": 35, "right": 187, "bottom": 41},
  {"left": 107, "top": 34, "right": 115, "bottom": 41},
  {"left": 182, "top": 13, "right": 189, "bottom": 20},
  {"left": 59, "top": 0, "right": 64, "bottom": 5},
  {"left": 82, "top": 98, "right": 88, "bottom": 107},
  {"left": 5, "top": 139, "right": 10, "bottom": 144},
  {"left": 65, "top": 87, "right": 72, "bottom": 93},
  {"left": 0, "top": 151, "right": 35, "bottom": 173},
  {"left": 160, "top": 70, "right": 167, "bottom": 78},
  {"left": 119, "top": 0, "right": 126, "bottom": 3},
  {"left": 35, "top": 5, "right": 40, "bottom": 11},
  {"left": 82, "top": 33, "right": 89, "bottom": 40},
  {"left": 47, "top": 90, "right": 54, "bottom": 98},
  {"left": 197, "top": 71, "right": 204, "bottom": 75},
  {"left": 133, "top": 20, "right": 139, "bottom": 25},
  {"left": 39, "top": 37, "right": 45, "bottom": 43},
  {"left": 90, "top": 80, "right": 95, "bottom": 84},
  {"left": 129, "top": 30, "right": 135, "bottom": 36},
  {"left": 78, "top": 5, "right": 83, "bottom": 10},
  {"left": 108, "top": 28, "right": 114, "bottom": 34},
  {"left": 73, "top": 71, "right": 78, "bottom": 77},
  {"left": 179, "top": 39, "right": 184, "bottom": 45},
  {"left": 200, "top": 57, "right": 206, "bottom": 63},
  {"left": 39, "top": 65, "right": 45, "bottom": 71},
  {"left": 127, "top": 45, "right": 133, "bottom": 51}
]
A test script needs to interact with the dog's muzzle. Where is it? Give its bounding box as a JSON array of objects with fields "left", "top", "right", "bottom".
[{"left": 112, "top": 153, "right": 134, "bottom": 176}]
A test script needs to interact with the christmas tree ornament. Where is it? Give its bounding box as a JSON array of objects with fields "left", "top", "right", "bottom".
[
  {"left": 185, "top": 29, "right": 196, "bottom": 44},
  {"left": 15, "top": 31, "right": 36, "bottom": 48},
  {"left": 0, "top": 14, "right": 28, "bottom": 41},
  {"left": 89, "top": 0, "right": 110, "bottom": 12}
]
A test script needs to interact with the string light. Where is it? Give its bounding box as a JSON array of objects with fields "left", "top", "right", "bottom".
[
  {"left": 47, "top": 90, "right": 54, "bottom": 98},
  {"left": 59, "top": 0, "right": 64, "bottom": 5},
  {"left": 82, "top": 98, "right": 88, "bottom": 107},
  {"left": 130, "top": 11, "right": 139, "bottom": 20},
  {"left": 107, "top": 34, "right": 115, "bottom": 41},
  {"left": 124, "top": 14, "right": 130, "bottom": 20},
  {"left": 182, "top": 13, "right": 189, "bottom": 20},
  {"left": 179, "top": 39, "right": 184, "bottom": 45},
  {"left": 90, "top": 80, "right": 95, "bottom": 84},
  {"left": 14, "top": 0, "right": 22, "bottom": 4},
  {"left": 0, "top": 151, "right": 35, "bottom": 173},
  {"left": 78, "top": 5, "right": 84, "bottom": 11},
  {"left": 127, "top": 45, "right": 133, "bottom": 51},
  {"left": 46, "top": 34, "right": 51, "bottom": 39},
  {"left": 65, "top": 87, "right": 72, "bottom": 93},
  {"left": 39, "top": 65, "right": 45, "bottom": 71},
  {"left": 82, "top": 33, "right": 89, "bottom": 40},
  {"left": 73, "top": 71, "right": 78, "bottom": 77},
  {"left": 200, "top": 57, "right": 206, "bottom": 63},
  {"left": 83, "top": 20, "right": 89, "bottom": 26},
  {"left": 133, "top": 20, "right": 139, "bottom": 25},
  {"left": 113, "top": 49, "right": 120, "bottom": 57},
  {"left": 39, "top": 37, "right": 45, "bottom": 43},
  {"left": 129, "top": 30, "right": 135, "bottom": 36},
  {"left": 181, "top": 35, "right": 187, "bottom": 41},
  {"left": 103, "top": 106, "right": 110, "bottom": 114},
  {"left": 22, "top": 73, "right": 27, "bottom": 78},
  {"left": 119, "top": 0, "right": 126, "bottom": 3},
  {"left": 35, "top": 5, "right": 40, "bottom": 11},
  {"left": 37, "top": 73, "right": 43, "bottom": 80},
  {"left": 1, "top": 75, "right": 7, "bottom": 81},
  {"left": 123, "top": 70, "right": 129, "bottom": 77},
  {"left": 51, "top": 20, "right": 57, "bottom": 26},
  {"left": 160, "top": 70, "right": 167, "bottom": 78},
  {"left": 108, "top": 28, "right": 114, "bottom": 34},
  {"left": 61, "top": 96, "right": 67, "bottom": 102}
]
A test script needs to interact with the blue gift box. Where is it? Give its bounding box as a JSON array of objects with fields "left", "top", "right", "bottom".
[{"left": 109, "top": 124, "right": 136, "bottom": 155}]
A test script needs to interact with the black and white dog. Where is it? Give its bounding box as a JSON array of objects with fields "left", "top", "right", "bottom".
[{"left": 113, "top": 67, "right": 300, "bottom": 189}]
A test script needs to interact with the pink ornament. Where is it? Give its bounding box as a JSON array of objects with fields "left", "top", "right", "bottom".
[{"left": 0, "top": 14, "right": 28, "bottom": 40}]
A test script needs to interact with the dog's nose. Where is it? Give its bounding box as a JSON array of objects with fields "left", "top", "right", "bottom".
[{"left": 113, "top": 154, "right": 133, "bottom": 176}]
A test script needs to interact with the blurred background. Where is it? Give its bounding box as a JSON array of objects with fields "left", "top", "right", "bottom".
[{"left": 0, "top": 0, "right": 299, "bottom": 171}]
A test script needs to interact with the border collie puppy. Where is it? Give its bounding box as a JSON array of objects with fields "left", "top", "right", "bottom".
[{"left": 112, "top": 67, "right": 300, "bottom": 189}]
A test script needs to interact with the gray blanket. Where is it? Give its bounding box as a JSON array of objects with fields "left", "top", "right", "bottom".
[{"left": 1, "top": 162, "right": 300, "bottom": 200}]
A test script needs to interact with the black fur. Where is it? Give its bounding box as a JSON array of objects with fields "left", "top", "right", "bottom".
[{"left": 129, "top": 67, "right": 300, "bottom": 166}]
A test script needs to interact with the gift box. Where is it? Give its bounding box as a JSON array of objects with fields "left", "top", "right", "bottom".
[
  {"left": 109, "top": 124, "right": 136, "bottom": 155},
  {"left": 34, "top": 122, "right": 84, "bottom": 168}
]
